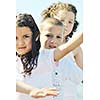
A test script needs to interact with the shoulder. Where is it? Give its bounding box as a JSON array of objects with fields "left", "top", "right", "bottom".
[
  {"left": 39, "top": 48, "right": 55, "bottom": 62},
  {"left": 72, "top": 46, "right": 83, "bottom": 56},
  {"left": 39, "top": 48, "right": 55, "bottom": 57}
]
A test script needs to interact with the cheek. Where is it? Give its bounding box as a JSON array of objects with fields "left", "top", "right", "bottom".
[
  {"left": 28, "top": 44, "right": 32, "bottom": 50},
  {"left": 67, "top": 25, "right": 74, "bottom": 33},
  {"left": 42, "top": 39, "right": 48, "bottom": 47},
  {"left": 16, "top": 41, "right": 19, "bottom": 48},
  {"left": 41, "top": 36, "right": 48, "bottom": 44},
  {"left": 56, "top": 39, "right": 63, "bottom": 45},
  {"left": 59, "top": 41, "right": 63, "bottom": 45},
  {"left": 27, "top": 40, "right": 32, "bottom": 50},
  {"left": 70, "top": 24, "right": 74, "bottom": 30}
]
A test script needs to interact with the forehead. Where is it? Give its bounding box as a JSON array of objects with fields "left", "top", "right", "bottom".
[
  {"left": 41, "top": 23, "right": 64, "bottom": 36},
  {"left": 55, "top": 10, "right": 75, "bottom": 20},
  {"left": 16, "top": 26, "right": 32, "bottom": 35},
  {"left": 42, "top": 23, "right": 63, "bottom": 32}
]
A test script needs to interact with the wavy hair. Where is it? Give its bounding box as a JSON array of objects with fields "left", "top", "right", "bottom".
[
  {"left": 16, "top": 13, "right": 41, "bottom": 77},
  {"left": 41, "top": 2, "right": 79, "bottom": 40}
]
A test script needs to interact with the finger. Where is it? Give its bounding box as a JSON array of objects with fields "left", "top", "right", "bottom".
[
  {"left": 41, "top": 87, "right": 57, "bottom": 91},
  {"left": 40, "top": 87, "right": 59, "bottom": 95},
  {"left": 46, "top": 90, "right": 59, "bottom": 96},
  {"left": 31, "top": 92, "right": 47, "bottom": 98}
]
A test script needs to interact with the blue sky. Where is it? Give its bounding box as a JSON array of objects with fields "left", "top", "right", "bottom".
[{"left": 16, "top": 0, "right": 83, "bottom": 33}]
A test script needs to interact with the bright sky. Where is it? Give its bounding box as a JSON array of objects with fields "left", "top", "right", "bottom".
[{"left": 16, "top": 0, "right": 83, "bottom": 33}]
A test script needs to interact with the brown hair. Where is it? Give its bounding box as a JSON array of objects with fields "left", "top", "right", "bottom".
[
  {"left": 41, "top": 2, "right": 79, "bottom": 39},
  {"left": 16, "top": 13, "right": 41, "bottom": 77}
]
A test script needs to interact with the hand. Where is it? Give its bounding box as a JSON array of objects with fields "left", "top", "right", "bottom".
[{"left": 29, "top": 87, "right": 59, "bottom": 98}]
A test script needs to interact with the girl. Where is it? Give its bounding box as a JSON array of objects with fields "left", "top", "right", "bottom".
[
  {"left": 16, "top": 13, "right": 58, "bottom": 100},
  {"left": 41, "top": 2, "right": 83, "bottom": 69},
  {"left": 16, "top": 13, "right": 82, "bottom": 100},
  {"left": 41, "top": 3, "right": 83, "bottom": 99},
  {"left": 39, "top": 17, "right": 83, "bottom": 100}
]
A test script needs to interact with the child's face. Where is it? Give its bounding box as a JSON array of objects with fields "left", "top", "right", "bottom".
[
  {"left": 16, "top": 26, "right": 32, "bottom": 56},
  {"left": 54, "top": 10, "right": 75, "bottom": 37},
  {"left": 40, "top": 23, "right": 64, "bottom": 49}
]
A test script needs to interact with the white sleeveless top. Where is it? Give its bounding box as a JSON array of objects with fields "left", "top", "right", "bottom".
[{"left": 16, "top": 49, "right": 83, "bottom": 100}]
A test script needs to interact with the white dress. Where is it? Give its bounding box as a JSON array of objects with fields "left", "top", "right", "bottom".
[
  {"left": 60, "top": 53, "right": 83, "bottom": 100},
  {"left": 52, "top": 52, "right": 83, "bottom": 100},
  {"left": 16, "top": 49, "right": 83, "bottom": 100},
  {"left": 75, "top": 83, "right": 83, "bottom": 100}
]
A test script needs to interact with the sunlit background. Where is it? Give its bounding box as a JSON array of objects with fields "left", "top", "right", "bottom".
[
  {"left": 16, "top": 0, "right": 83, "bottom": 34},
  {"left": 16, "top": 0, "right": 83, "bottom": 100}
]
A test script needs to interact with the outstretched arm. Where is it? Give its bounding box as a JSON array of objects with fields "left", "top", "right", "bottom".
[
  {"left": 16, "top": 80, "right": 58, "bottom": 98},
  {"left": 54, "top": 33, "right": 83, "bottom": 61},
  {"left": 16, "top": 80, "right": 38, "bottom": 95}
]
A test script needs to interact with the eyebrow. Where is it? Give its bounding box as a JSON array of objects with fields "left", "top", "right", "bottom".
[
  {"left": 69, "top": 18, "right": 74, "bottom": 21},
  {"left": 24, "top": 32, "right": 32, "bottom": 35}
]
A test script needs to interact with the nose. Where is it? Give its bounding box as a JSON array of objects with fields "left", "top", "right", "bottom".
[
  {"left": 50, "top": 37, "right": 55, "bottom": 42},
  {"left": 17, "top": 39, "right": 25, "bottom": 46},
  {"left": 50, "top": 38, "right": 57, "bottom": 45},
  {"left": 50, "top": 39, "right": 54, "bottom": 43},
  {"left": 63, "top": 20, "right": 69, "bottom": 27},
  {"left": 64, "top": 22, "right": 68, "bottom": 28}
]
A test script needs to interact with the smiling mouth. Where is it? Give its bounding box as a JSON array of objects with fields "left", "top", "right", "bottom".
[
  {"left": 49, "top": 45, "right": 57, "bottom": 48},
  {"left": 18, "top": 47, "right": 26, "bottom": 49}
]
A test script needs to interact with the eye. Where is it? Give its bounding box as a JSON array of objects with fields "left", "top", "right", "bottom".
[
  {"left": 69, "top": 21, "right": 73, "bottom": 24},
  {"left": 45, "top": 34, "right": 53, "bottom": 38},
  {"left": 16, "top": 36, "right": 18, "bottom": 40},
  {"left": 46, "top": 34, "right": 50, "bottom": 37},
  {"left": 23, "top": 35, "right": 31, "bottom": 39},
  {"left": 56, "top": 36, "right": 61, "bottom": 39}
]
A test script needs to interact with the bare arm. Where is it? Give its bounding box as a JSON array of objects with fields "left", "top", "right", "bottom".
[
  {"left": 73, "top": 46, "right": 83, "bottom": 70},
  {"left": 54, "top": 33, "right": 83, "bottom": 61},
  {"left": 16, "top": 80, "right": 38, "bottom": 95},
  {"left": 16, "top": 80, "right": 58, "bottom": 98}
]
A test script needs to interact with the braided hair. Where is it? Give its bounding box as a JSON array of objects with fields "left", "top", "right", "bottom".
[
  {"left": 16, "top": 13, "right": 41, "bottom": 77},
  {"left": 41, "top": 2, "right": 79, "bottom": 40}
]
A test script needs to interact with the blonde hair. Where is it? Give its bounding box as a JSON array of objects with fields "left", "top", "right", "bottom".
[
  {"left": 41, "top": 2, "right": 79, "bottom": 38},
  {"left": 39, "top": 17, "right": 64, "bottom": 32},
  {"left": 41, "top": 2, "right": 77, "bottom": 19}
]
